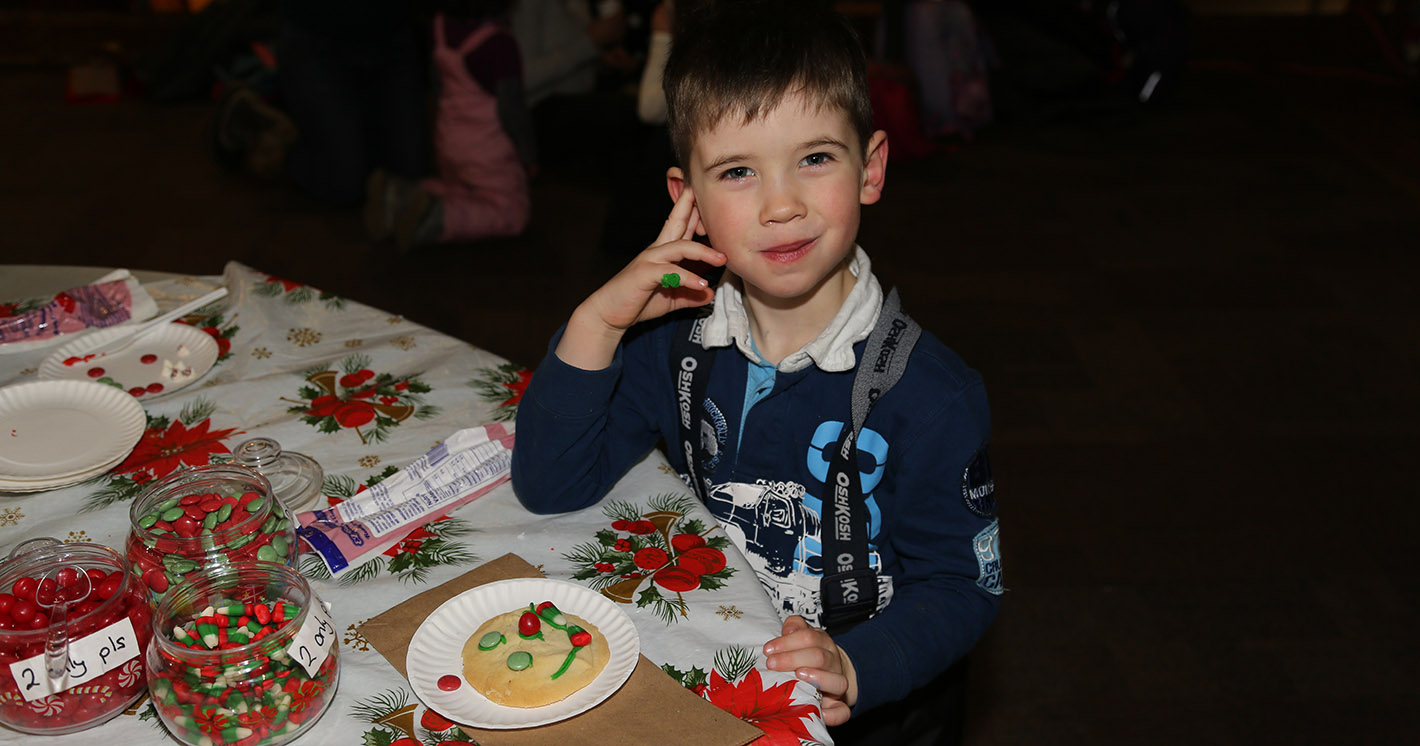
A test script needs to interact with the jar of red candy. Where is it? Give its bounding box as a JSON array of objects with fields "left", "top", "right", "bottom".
[
  {"left": 0, "top": 538, "right": 153, "bottom": 735},
  {"left": 147, "top": 561, "right": 339, "bottom": 746},
  {"left": 127, "top": 464, "right": 298, "bottom": 599}
]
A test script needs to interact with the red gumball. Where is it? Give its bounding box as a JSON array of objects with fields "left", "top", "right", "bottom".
[
  {"left": 518, "top": 611, "right": 541, "bottom": 636},
  {"left": 11, "top": 577, "right": 36, "bottom": 602}
]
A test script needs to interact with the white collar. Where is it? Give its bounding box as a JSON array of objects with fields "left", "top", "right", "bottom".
[{"left": 700, "top": 246, "right": 882, "bottom": 373}]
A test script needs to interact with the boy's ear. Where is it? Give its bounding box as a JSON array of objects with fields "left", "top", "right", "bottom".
[
  {"left": 859, "top": 130, "right": 889, "bottom": 206},
  {"left": 666, "top": 167, "right": 707, "bottom": 236}
]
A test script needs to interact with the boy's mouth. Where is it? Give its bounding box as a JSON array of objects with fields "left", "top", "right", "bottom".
[{"left": 761, "top": 238, "right": 815, "bottom": 263}]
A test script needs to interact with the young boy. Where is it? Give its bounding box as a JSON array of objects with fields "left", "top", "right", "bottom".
[{"left": 511, "top": 0, "right": 1001, "bottom": 740}]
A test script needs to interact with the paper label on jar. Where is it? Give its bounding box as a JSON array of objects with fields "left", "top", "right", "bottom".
[
  {"left": 8, "top": 617, "right": 140, "bottom": 702},
  {"left": 286, "top": 594, "right": 337, "bottom": 678}
]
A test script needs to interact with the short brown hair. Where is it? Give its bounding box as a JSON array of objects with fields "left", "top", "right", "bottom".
[{"left": 663, "top": 0, "right": 873, "bottom": 169}]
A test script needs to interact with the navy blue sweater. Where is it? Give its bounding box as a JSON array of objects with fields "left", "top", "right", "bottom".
[{"left": 512, "top": 310, "right": 1002, "bottom": 717}]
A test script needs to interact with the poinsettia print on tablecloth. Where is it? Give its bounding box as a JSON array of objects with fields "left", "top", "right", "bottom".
[
  {"left": 82, "top": 398, "right": 244, "bottom": 511},
  {"left": 298, "top": 468, "right": 479, "bottom": 585},
  {"left": 180, "top": 309, "right": 238, "bottom": 362},
  {"left": 284, "top": 354, "right": 438, "bottom": 445},
  {"left": 253, "top": 272, "right": 349, "bottom": 311},
  {"left": 349, "top": 688, "right": 475, "bottom": 746},
  {"left": 565, "top": 494, "right": 736, "bottom": 624},
  {"left": 664, "top": 646, "right": 825, "bottom": 746},
  {"left": 466, "top": 362, "right": 532, "bottom": 422}
]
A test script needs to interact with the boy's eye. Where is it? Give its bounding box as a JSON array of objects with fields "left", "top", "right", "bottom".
[
  {"left": 720, "top": 166, "right": 754, "bottom": 181},
  {"left": 801, "top": 152, "right": 834, "bottom": 167}
]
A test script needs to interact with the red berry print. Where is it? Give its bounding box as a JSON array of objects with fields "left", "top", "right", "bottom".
[
  {"left": 671, "top": 533, "right": 707, "bottom": 552},
  {"left": 128, "top": 387, "right": 145, "bottom": 397},
  {"left": 633, "top": 546, "right": 670, "bottom": 570},
  {"left": 146, "top": 383, "right": 165, "bottom": 394},
  {"left": 87, "top": 367, "right": 105, "bottom": 378},
  {"left": 140, "top": 354, "right": 157, "bottom": 364}
]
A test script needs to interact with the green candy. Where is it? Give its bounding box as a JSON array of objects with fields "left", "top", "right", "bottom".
[
  {"left": 256, "top": 545, "right": 277, "bottom": 562},
  {"left": 161, "top": 507, "right": 185, "bottom": 522},
  {"left": 478, "top": 631, "right": 505, "bottom": 651},
  {"left": 138, "top": 514, "right": 158, "bottom": 529},
  {"left": 506, "top": 651, "right": 532, "bottom": 671},
  {"left": 216, "top": 503, "right": 233, "bottom": 522}
]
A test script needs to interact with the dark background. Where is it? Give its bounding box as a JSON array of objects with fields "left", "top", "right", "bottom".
[{"left": 1, "top": 2, "right": 1418, "bottom": 743}]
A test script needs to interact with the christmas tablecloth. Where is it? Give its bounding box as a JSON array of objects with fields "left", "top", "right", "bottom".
[{"left": 0, "top": 262, "right": 830, "bottom": 746}]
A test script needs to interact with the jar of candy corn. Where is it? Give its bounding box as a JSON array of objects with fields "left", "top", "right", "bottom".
[
  {"left": 126, "top": 464, "right": 297, "bottom": 599},
  {"left": 146, "top": 561, "right": 339, "bottom": 746},
  {"left": 0, "top": 538, "right": 153, "bottom": 735}
]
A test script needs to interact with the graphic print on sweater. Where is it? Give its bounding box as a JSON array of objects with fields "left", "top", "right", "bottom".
[{"left": 704, "top": 420, "right": 894, "bottom": 623}]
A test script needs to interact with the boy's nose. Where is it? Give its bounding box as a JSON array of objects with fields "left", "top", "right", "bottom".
[{"left": 759, "top": 179, "right": 806, "bottom": 225}]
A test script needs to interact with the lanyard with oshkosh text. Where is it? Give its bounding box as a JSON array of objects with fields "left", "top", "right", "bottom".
[{"left": 670, "top": 287, "right": 921, "bottom": 632}]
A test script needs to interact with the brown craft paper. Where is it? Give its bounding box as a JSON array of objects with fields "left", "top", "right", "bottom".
[{"left": 360, "top": 553, "right": 763, "bottom": 746}]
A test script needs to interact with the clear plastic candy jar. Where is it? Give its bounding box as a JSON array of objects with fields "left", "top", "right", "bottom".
[
  {"left": 127, "top": 464, "right": 298, "bottom": 599},
  {"left": 0, "top": 538, "right": 154, "bottom": 735},
  {"left": 232, "top": 437, "right": 323, "bottom": 514},
  {"left": 146, "top": 562, "right": 339, "bottom": 746}
]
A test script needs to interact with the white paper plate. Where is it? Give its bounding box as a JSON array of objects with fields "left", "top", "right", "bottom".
[
  {"left": 0, "top": 381, "right": 145, "bottom": 480},
  {"left": 0, "top": 449, "right": 129, "bottom": 493},
  {"left": 407, "top": 578, "right": 640, "bottom": 729},
  {"left": 39, "top": 323, "right": 218, "bottom": 400}
]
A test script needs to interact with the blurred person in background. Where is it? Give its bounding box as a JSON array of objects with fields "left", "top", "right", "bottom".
[{"left": 366, "top": 0, "right": 537, "bottom": 251}]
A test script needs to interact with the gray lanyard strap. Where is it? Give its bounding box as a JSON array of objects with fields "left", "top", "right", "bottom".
[{"left": 820, "top": 286, "right": 920, "bottom": 631}]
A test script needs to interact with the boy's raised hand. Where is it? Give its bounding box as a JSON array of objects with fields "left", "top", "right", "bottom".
[
  {"left": 556, "top": 186, "right": 726, "bottom": 370},
  {"left": 764, "top": 615, "right": 858, "bottom": 726}
]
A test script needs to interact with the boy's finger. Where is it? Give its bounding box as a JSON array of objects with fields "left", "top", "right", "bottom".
[
  {"left": 654, "top": 186, "right": 697, "bottom": 246},
  {"left": 780, "top": 615, "right": 811, "bottom": 637},
  {"left": 794, "top": 667, "right": 849, "bottom": 698},
  {"left": 684, "top": 204, "right": 702, "bottom": 240}
]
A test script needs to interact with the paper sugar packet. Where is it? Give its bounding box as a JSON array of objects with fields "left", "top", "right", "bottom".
[{"left": 296, "top": 423, "right": 515, "bottom": 577}]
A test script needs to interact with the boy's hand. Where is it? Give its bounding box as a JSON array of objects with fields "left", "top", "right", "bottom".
[
  {"left": 764, "top": 615, "right": 858, "bottom": 726},
  {"left": 556, "top": 186, "right": 725, "bottom": 370}
]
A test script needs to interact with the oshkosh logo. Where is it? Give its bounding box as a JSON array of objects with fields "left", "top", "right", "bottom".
[
  {"left": 833, "top": 470, "right": 852, "bottom": 543},
  {"left": 688, "top": 317, "right": 705, "bottom": 345},
  {"left": 677, "top": 357, "right": 696, "bottom": 428},
  {"left": 873, "top": 318, "right": 908, "bottom": 373},
  {"left": 838, "top": 575, "right": 860, "bottom": 603}
]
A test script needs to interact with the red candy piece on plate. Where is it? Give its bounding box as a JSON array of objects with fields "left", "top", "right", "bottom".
[
  {"left": 87, "top": 367, "right": 105, "bottom": 378},
  {"left": 518, "top": 611, "right": 541, "bottom": 636},
  {"left": 140, "top": 354, "right": 158, "bottom": 364},
  {"left": 437, "top": 675, "right": 461, "bottom": 691},
  {"left": 570, "top": 630, "right": 592, "bottom": 647}
]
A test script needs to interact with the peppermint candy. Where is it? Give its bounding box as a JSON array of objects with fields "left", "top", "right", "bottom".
[
  {"left": 115, "top": 659, "right": 143, "bottom": 688},
  {"left": 26, "top": 695, "right": 65, "bottom": 716}
]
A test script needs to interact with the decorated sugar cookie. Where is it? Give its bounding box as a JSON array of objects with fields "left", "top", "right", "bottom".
[{"left": 459, "top": 601, "right": 609, "bottom": 708}]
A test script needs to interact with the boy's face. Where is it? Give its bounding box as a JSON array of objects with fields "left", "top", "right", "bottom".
[{"left": 667, "top": 93, "right": 888, "bottom": 309}]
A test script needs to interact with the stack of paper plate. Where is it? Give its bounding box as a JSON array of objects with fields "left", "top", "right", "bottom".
[{"left": 0, "top": 380, "right": 146, "bottom": 494}]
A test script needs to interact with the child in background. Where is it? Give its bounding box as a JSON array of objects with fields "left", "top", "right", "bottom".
[
  {"left": 366, "top": 0, "right": 537, "bottom": 251},
  {"left": 511, "top": 1, "right": 1001, "bottom": 742}
]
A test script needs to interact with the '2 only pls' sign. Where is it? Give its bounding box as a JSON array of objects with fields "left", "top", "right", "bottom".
[
  {"left": 286, "top": 595, "right": 336, "bottom": 677},
  {"left": 8, "top": 617, "right": 140, "bottom": 701}
]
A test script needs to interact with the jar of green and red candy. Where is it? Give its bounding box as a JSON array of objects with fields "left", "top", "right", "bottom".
[
  {"left": 0, "top": 539, "right": 154, "bottom": 735},
  {"left": 147, "top": 561, "right": 339, "bottom": 746},
  {"left": 127, "top": 464, "right": 298, "bottom": 599}
]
